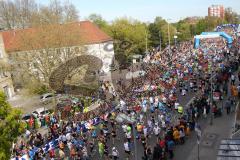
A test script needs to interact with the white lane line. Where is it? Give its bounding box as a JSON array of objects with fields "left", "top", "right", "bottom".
[{"left": 231, "top": 101, "right": 240, "bottom": 138}]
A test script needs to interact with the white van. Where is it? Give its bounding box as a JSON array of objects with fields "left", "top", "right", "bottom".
[
  {"left": 32, "top": 107, "right": 50, "bottom": 118},
  {"left": 40, "top": 93, "right": 54, "bottom": 104}
]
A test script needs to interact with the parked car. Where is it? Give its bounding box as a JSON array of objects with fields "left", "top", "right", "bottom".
[
  {"left": 32, "top": 107, "right": 51, "bottom": 118},
  {"left": 40, "top": 93, "right": 54, "bottom": 104},
  {"left": 22, "top": 114, "right": 41, "bottom": 128},
  {"left": 22, "top": 114, "right": 37, "bottom": 122}
]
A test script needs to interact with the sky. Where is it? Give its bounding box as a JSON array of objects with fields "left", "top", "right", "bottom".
[{"left": 39, "top": 0, "right": 240, "bottom": 23}]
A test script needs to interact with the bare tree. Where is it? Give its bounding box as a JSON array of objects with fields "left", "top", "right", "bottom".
[
  {"left": 38, "top": 0, "right": 63, "bottom": 24},
  {"left": 0, "top": 0, "right": 18, "bottom": 29},
  {"left": 31, "top": 0, "right": 78, "bottom": 25},
  {"left": 63, "top": 0, "right": 79, "bottom": 23},
  {"left": 0, "top": 0, "right": 79, "bottom": 29},
  {"left": 0, "top": 0, "right": 37, "bottom": 29},
  {"left": 14, "top": 0, "right": 37, "bottom": 28}
]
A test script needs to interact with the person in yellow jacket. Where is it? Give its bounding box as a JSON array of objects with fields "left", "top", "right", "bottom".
[
  {"left": 232, "top": 85, "right": 238, "bottom": 97},
  {"left": 173, "top": 128, "right": 180, "bottom": 143},
  {"left": 185, "top": 125, "right": 191, "bottom": 137},
  {"left": 178, "top": 105, "right": 183, "bottom": 114},
  {"left": 83, "top": 106, "right": 89, "bottom": 113}
]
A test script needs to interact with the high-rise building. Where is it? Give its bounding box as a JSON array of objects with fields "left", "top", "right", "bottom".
[{"left": 208, "top": 5, "right": 225, "bottom": 19}]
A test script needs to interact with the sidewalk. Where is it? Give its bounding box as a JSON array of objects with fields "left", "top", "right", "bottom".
[
  {"left": 188, "top": 111, "right": 235, "bottom": 160},
  {"left": 174, "top": 104, "right": 236, "bottom": 160},
  {"left": 174, "top": 68, "right": 240, "bottom": 160}
]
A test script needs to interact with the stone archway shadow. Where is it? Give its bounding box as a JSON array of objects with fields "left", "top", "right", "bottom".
[{"left": 49, "top": 55, "right": 103, "bottom": 95}]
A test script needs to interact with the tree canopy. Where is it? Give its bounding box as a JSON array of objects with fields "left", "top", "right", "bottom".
[
  {"left": 87, "top": 14, "right": 109, "bottom": 30},
  {"left": 110, "top": 18, "right": 147, "bottom": 56},
  {"left": 0, "top": 0, "right": 79, "bottom": 29},
  {"left": 0, "top": 92, "right": 24, "bottom": 159}
]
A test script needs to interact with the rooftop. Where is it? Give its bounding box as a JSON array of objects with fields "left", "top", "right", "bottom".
[{"left": 0, "top": 21, "right": 112, "bottom": 53}]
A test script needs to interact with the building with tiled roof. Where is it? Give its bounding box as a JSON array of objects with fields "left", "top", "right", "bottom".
[
  {"left": 1, "top": 21, "right": 113, "bottom": 52},
  {"left": 0, "top": 21, "right": 115, "bottom": 92}
]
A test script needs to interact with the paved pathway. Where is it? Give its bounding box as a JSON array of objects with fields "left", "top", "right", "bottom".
[
  {"left": 173, "top": 104, "right": 236, "bottom": 160},
  {"left": 174, "top": 73, "right": 239, "bottom": 160}
]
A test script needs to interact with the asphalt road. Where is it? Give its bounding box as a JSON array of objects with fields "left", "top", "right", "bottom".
[
  {"left": 14, "top": 65, "right": 199, "bottom": 159},
  {"left": 12, "top": 56, "right": 236, "bottom": 160},
  {"left": 88, "top": 74, "right": 199, "bottom": 160}
]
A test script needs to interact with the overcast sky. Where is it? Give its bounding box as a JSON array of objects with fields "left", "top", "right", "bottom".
[{"left": 38, "top": 0, "right": 240, "bottom": 23}]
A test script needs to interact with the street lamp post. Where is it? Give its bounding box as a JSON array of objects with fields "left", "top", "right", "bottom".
[
  {"left": 167, "top": 19, "right": 171, "bottom": 55},
  {"left": 159, "top": 31, "right": 162, "bottom": 52},
  {"left": 51, "top": 90, "right": 58, "bottom": 117},
  {"left": 145, "top": 29, "right": 148, "bottom": 53},
  {"left": 132, "top": 59, "right": 134, "bottom": 84},
  {"left": 174, "top": 35, "right": 178, "bottom": 47},
  {"left": 210, "top": 51, "right": 215, "bottom": 125},
  {"left": 210, "top": 67, "right": 213, "bottom": 125},
  {"left": 133, "top": 122, "right": 138, "bottom": 160}
]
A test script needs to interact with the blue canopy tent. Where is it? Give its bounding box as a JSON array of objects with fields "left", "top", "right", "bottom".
[{"left": 194, "top": 32, "right": 233, "bottom": 49}]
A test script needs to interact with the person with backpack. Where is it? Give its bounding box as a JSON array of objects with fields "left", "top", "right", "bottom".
[
  {"left": 167, "top": 139, "right": 175, "bottom": 159},
  {"left": 179, "top": 128, "right": 185, "bottom": 144},
  {"left": 153, "top": 143, "right": 163, "bottom": 160},
  {"left": 112, "top": 147, "right": 119, "bottom": 160},
  {"left": 231, "top": 74, "right": 236, "bottom": 85},
  {"left": 143, "top": 145, "right": 153, "bottom": 160},
  {"left": 153, "top": 124, "right": 160, "bottom": 137},
  {"left": 237, "top": 84, "right": 240, "bottom": 99},
  {"left": 225, "top": 98, "right": 231, "bottom": 115},
  {"left": 238, "top": 71, "right": 240, "bottom": 82},
  {"left": 91, "top": 129, "right": 97, "bottom": 142},
  {"left": 124, "top": 140, "right": 131, "bottom": 160}
]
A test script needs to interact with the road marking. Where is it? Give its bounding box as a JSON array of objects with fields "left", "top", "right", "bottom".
[{"left": 231, "top": 101, "right": 240, "bottom": 138}]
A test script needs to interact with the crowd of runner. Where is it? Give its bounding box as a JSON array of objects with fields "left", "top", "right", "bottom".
[{"left": 11, "top": 29, "right": 240, "bottom": 160}]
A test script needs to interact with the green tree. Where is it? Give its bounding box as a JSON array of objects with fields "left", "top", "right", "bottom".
[
  {"left": 195, "top": 18, "right": 207, "bottom": 34},
  {"left": 109, "top": 18, "right": 147, "bottom": 57},
  {"left": 87, "top": 14, "right": 107, "bottom": 28},
  {"left": 189, "top": 24, "right": 197, "bottom": 36},
  {"left": 176, "top": 20, "right": 192, "bottom": 41},
  {"left": 87, "top": 13, "right": 110, "bottom": 34},
  {"left": 148, "top": 17, "right": 167, "bottom": 47},
  {"left": 195, "top": 16, "right": 223, "bottom": 34},
  {"left": 148, "top": 22, "right": 161, "bottom": 47},
  {"left": 0, "top": 92, "right": 24, "bottom": 159},
  {"left": 161, "top": 23, "right": 177, "bottom": 46},
  {"left": 148, "top": 17, "right": 176, "bottom": 48},
  {"left": 205, "top": 16, "right": 222, "bottom": 31}
]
